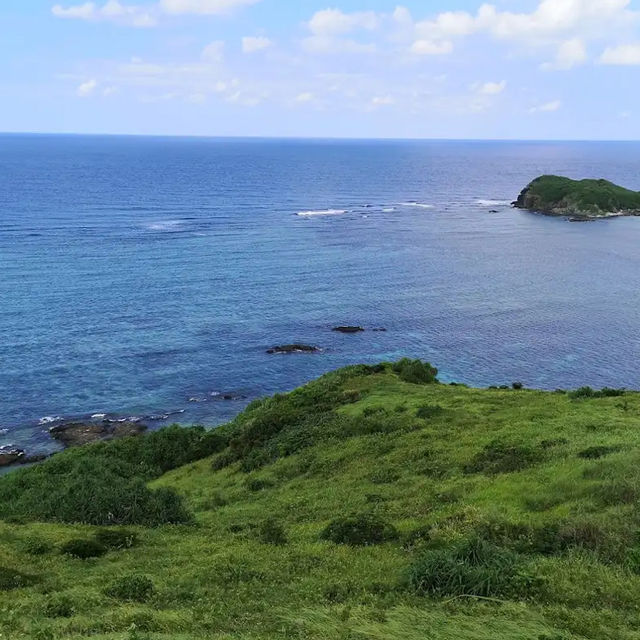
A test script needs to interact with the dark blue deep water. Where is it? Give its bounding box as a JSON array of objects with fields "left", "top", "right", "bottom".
[{"left": 2, "top": 134, "right": 640, "bottom": 454}]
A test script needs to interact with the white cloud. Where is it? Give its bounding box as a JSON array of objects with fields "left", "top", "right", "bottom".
[
  {"left": 307, "top": 9, "right": 378, "bottom": 36},
  {"left": 477, "top": 80, "right": 506, "bottom": 95},
  {"left": 201, "top": 40, "right": 225, "bottom": 62},
  {"left": 371, "top": 95, "right": 395, "bottom": 106},
  {"left": 159, "top": 0, "right": 260, "bottom": 14},
  {"left": 76, "top": 78, "right": 98, "bottom": 96},
  {"left": 411, "top": 39, "right": 453, "bottom": 55},
  {"left": 295, "top": 92, "right": 314, "bottom": 103},
  {"left": 600, "top": 43, "right": 640, "bottom": 64},
  {"left": 242, "top": 36, "right": 272, "bottom": 54},
  {"left": 530, "top": 99, "right": 563, "bottom": 113},
  {"left": 543, "top": 38, "right": 587, "bottom": 69},
  {"left": 53, "top": 1, "right": 157, "bottom": 27}
]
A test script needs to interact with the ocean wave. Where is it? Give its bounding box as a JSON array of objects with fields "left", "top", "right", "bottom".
[
  {"left": 91, "top": 413, "right": 106, "bottom": 419},
  {"left": 398, "top": 202, "right": 434, "bottom": 209},
  {"left": 0, "top": 428, "right": 8, "bottom": 436},
  {"left": 144, "top": 220, "right": 187, "bottom": 231},
  {"left": 382, "top": 207, "right": 396, "bottom": 212},
  {"left": 296, "top": 209, "right": 347, "bottom": 217},
  {"left": 39, "top": 416, "right": 61, "bottom": 425},
  {"left": 476, "top": 199, "right": 512, "bottom": 207}
]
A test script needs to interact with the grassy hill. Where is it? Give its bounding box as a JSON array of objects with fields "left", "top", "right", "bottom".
[
  {"left": 514, "top": 175, "right": 640, "bottom": 217},
  {"left": 2, "top": 361, "right": 640, "bottom": 640}
]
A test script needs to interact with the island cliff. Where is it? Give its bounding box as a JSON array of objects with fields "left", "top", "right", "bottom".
[{"left": 514, "top": 174, "right": 640, "bottom": 219}]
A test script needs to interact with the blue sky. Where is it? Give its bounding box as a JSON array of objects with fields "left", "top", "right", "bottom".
[{"left": 2, "top": 0, "right": 640, "bottom": 139}]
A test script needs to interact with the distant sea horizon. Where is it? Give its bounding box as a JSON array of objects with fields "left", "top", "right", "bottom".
[{"left": 2, "top": 133, "right": 640, "bottom": 456}]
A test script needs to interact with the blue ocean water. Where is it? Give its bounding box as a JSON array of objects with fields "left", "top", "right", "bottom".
[{"left": 2, "top": 134, "right": 640, "bottom": 454}]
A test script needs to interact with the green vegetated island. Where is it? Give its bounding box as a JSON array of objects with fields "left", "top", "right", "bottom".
[
  {"left": 1, "top": 360, "right": 640, "bottom": 640},
  {"left": 515, "top": 174, "right": 640, "bottom": 219}
]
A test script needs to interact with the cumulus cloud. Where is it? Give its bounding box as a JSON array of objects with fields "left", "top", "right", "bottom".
[
  {"left": 371, "top": 95, "right": 395, "bottom": 106},
  {"left": 201, "top": 40, "right": 225, "bottom": 62},
  {"left": 411, "top": 39, "right": 453, "bottom": 55},
  {"left": 76, "top": 78, "right": 98, "bottom": 96},
  {"left": 600, "top": 43, "right": 640, "bottom": 64},
  {"left": 303, "top": 8, "right": 379, "bottom": 55},
  {"left": 52, "top": 0, "right": 260, "bottom": 25},
  {"left": 477, "top": 81, "right": 506, "bottom": 95},
  {"left": 53, "top": 0, "right": 157, "bottom": 27},
  {"left": 530, "top": 99, "right": 563, "bottom": 113},
  {"left": 242, "top": 36, "right": 272, "bottom": 54},
  {"left": 159, "top": 0, "right": 260, "bottom": 15},
  {"left": 543, "top": 38, "right": 588, "bottom": 70}
]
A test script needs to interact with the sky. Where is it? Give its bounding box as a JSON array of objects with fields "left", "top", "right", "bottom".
[{"left": 2, "top": 0, "right": 640, "bottom": 139}]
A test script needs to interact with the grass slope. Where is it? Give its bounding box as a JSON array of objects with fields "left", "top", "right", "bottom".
[
  {"left": 2, "top": 362, "right": 640, "bottom": 640},
  {"left": 515, "top": 174, "right": 640, "bottom": 217}
]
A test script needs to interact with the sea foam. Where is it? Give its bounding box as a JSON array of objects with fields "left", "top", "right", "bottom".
[
  {"left": 398, "top": 202, "right": 434, "bottom": 209},
  {"left": 476, "top": 199, "right": 512, "bottom": 206},
  {"left": 296, "top": 209, "right": 347, "bottom": 217}
]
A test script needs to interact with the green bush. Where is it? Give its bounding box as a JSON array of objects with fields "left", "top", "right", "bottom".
[
  {"left": 392, "top": 359, "right": 438, "bottom": 385},
  {"left": 44, "top": 594, "right": 75, "bottom": 618},
  {"left": 257, "top": 518, "right": 288, "bottom": 545},
  {"left": 94, "top": 528, "right": 139, "bottom": 550},
  {"left": 245, "top": 477, "right": 274, "bottom": 492},
  {"left": 415, "top": 404, "right": 444, "bottom": 419},
  {"left": 61, "top": 538, "right": 107, "bottom": 559},
  {"left": 569, "top": 387, "right": 625, "bottom": 400},
  {"left": 408, "top": 537, "right": 540, "bottom": 598},
  {"left": 512, "top": 382, "right": 524, "bottom": 390},
  {"left": 464, "top": 440, "right": 543, "bottom": 475},
  {"left": 0, "top": 426, "right": 217, "bottom": 525},
  {"left": 321, "top": 513, "right": 398, "bottom": 546},
  {"left": 577, "top": 445, "right": 622, "bottom": 459},
  {"left": 19, "top": 536, "right": 53, "bottom": 556},
  {"left": 105, "top": 574, "right": 155, "bottom": 602},
  {"left": 0, "top": 566, "right": 38, "bottom": 590}
]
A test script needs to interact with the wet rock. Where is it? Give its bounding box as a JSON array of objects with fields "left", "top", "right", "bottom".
[
  {"left": 266, "top": 344, "right": 321, "bottom": 354},
  {"left": 49, "top": 421, "right": 147, "bottom": 448},
  {"left": 332, "top": 326, "right": 365, "bottom": 333},
  {"left": 0, "top": 447, "right": 25, "bottom": 467}
]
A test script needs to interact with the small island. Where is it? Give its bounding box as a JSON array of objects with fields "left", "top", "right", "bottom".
[{"left": 514, "top": 174, "right": 640, "bottom": 219}]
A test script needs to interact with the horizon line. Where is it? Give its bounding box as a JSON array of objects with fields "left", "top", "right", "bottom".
[{"left": 2, "top": 130, "right": 640, "bottom": 144}]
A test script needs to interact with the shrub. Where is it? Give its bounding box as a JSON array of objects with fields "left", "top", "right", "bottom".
[
  {"left": 464, "top": 440, "right": 543, "bottom": 475},
  {"left": 369, "top": 468, "right": 400, "bottom": 484},
  {"left": 19, "top": 536, "right": 52, "bottom": 556},
  {"left": 569, "top": 387, "right": 625, "bottom": 400},
  {"left": 416, "top": 404, "right": 444, "bottom": 419},
  {"left": 392, "top": 359, "right": 438, "bottom": 385},
  {"left": 0, "top": 566, "right": 38, "bottom": 590},
  {"left": 408, "top": 537, "right": 540, "bottom": 598},
  {"left": 577, "top": 445, "right": 622, "bottom": 459},
  {"left": 94, "top": 528, "right": 139, "bottom": 550},
  {"left": 257, "top": 519, "right": 288, "bottom": 545},
  {"left": 105, "top": 575, "right": 155, "bottom": 602},
  {"left": 512, "top": 382, "right": 524, "bottom": 390},
  {"left": 245, "top": 477, "right": 274, "bottom": 492},
  {"left": 61, "top": 538, "right": 107, "bottom": 559},
  {"left": 44, "top": 594, "right": 75, "bottom": 618},
  {"left": 321, "top": 513, "right": 398, "bottom": 546}
]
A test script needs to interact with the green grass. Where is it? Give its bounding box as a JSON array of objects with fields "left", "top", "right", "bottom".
[
  {"left": 515, "top": 174, "right": 640, "bottom": 216},
  {"left": 3, "top": 362, "right": 640, "bottom": 639}
]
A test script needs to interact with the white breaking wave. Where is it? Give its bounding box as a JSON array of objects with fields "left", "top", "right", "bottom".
[
  {"left": 382, "top": 207, "right": 396, "bottom": 212},
  {"left": 398, "top": 202, "right": 434, "bottom": 209},
  {"left": 145, "top": 220, "right": 186, "bottom": 231},
  {"left": 91, "top": 413, "right": 106, "bottom": 419},
  {"left": 297, "top": 209, "right": 347, "bottom": 217},
  {"left": 39, "top": 416, "right": 60, "bottom": 425},
  {"left": 476, "top": 199, "right": 512, "bottom": 207}
]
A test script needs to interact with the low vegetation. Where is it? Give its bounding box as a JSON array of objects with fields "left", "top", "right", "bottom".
[{"left": 1, "top": 361, "right": 640, "bottom": 639}]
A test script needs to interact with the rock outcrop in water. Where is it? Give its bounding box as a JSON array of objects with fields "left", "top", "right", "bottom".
[
  {"left": 514, "top": 175, "right": 640, "bottom": 219},
  {"left": 49, "top": 420, "right": 147, "bottom": 447},
  {"left": 266, "top": 344, "right": 321, "bottom": 354},
  {"left": 332, "top": 326, "right": 365, "bottom": 333},
  {"left": 0, "top": 447, "right": 24, "bottom": 467}
]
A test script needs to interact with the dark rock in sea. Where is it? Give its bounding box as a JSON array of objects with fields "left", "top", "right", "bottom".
[
  {"left": 221, "top": 393, "right": 247, "bottom": 401},
  {"left": 332, "top": 326, "right": 365, "bottom": 333},
  {"left": 266, "top": 344, "right": 321, "bottom": 354},
  {"left": 49, "top": 421, "right": 147, "bottom": 448},
  {"left": 489, "top": 209, "right": 499, "bottom": 213},
  {"left": 372, "top": 328, "right": 387, "bottom": 332},
  {"left": 0, "top": 447, "right": 25, "bottom": 467}
]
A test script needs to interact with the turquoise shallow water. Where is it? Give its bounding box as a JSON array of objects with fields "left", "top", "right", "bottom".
[{"left": 2, "top": 135, "right": 640, "bottom": 454}]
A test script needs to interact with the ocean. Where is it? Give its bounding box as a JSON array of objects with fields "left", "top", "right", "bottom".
[{"left": 2, "top": 134, "right": 640, "bottom": 455}]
